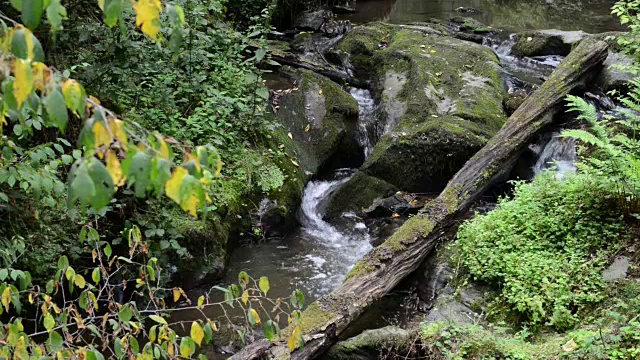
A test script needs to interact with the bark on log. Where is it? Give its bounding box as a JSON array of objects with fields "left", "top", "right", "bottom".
[
  {"left": 269, "top": 51, "right": 369, "bottom": 88},
  {"left": 230, "top": 39, "right": 608, "bottom": 360}
]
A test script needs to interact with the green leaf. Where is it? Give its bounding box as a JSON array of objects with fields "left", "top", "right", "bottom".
[
  {"left": 47, "top": 331, "right": 63, "bottom": 353},
  {"left": 119, "top": 305, "right": 132, "bottom": 322},
  {"left": 46, "top": 0, "right": 67, "bottom": 33},
  {"left": 126, "top": 152, "right": 152, "bottom": 198},
  {"left": 67, "top": 157, "right": 114, "bottom": 210},
  {"left": 10, "top": 0, "right": 22, "bottom": 11},
  {"left": 92, "top": 267, "right": 100, "bottom": 284},
  {"left": 179, "top": 337, "right": 195, "bottom": 357},
  {"left": 264, "top": 320, "right": 275, "bottom": 341},
  {"left": 22, "top": 0, "right": 44, "bottom": 30},
  {"left": 148, "top": 315, "right": 167, "bottom": 325},
  {"left": 238, "top": 271, "right": 250, "bottom": 287},
  {"left": 57, "top": 255, "right": 68, "bottom": 270},
  {"left": 44, "top": 89, "right": 68, "bottom": 133},
  {"left": 104, "top": 243, "right": 112, "bottom": 258},
  {"left": 129, "top": 336, "right": 140, "bottom": 353},
  {"left": 103, "top": 0, "right": 122, "bottom": 27},
  {"left": 43, "top": 313, "right": 55, "bottom": 331},
  {"left": 0, "top": 269, "right": 7, "bottom": 281},
  {"left": 259, "top": 277, "right": 270, "bottom": 295},
  {"left": 10, "top": 28, "right": 45, "bottom": 62}
]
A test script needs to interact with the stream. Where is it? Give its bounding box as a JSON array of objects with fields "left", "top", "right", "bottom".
[{"left": 184, "top": 0, "right": 623, "bottom": 356}]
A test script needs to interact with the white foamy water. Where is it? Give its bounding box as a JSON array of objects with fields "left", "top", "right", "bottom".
[
  {"left": 532, "top": 133, "right": 577, "bottom": 178},
  {"left": 350, "top": 87, "right": 378, "bottom": 158}
]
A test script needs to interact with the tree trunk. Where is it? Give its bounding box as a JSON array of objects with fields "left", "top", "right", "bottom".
[{"left": 231, "top": 38, "right": 608, "bottom": 360}]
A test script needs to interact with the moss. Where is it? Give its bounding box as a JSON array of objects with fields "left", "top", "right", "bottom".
[
  {"left": 335, "top": 24, "right": 507, "bottom": 194},
  {"left": 274, "top": 67, "right": 358, "bottom": 176},
  {"left": 380, "top": 216, "right": 435, "bottom": 252},
  {"left": 345, "top": 261, "right": 376, "bottom": 280},
  {"left": 284, "top": 301, "right": 336, "bottom": 335},
  {"left": 325, "top": 171, "right": 398, "bottom": 218}
]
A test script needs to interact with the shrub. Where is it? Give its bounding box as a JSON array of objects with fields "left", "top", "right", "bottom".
[{"left": 453, "top": 172, "right": 628, "bottom": 330}]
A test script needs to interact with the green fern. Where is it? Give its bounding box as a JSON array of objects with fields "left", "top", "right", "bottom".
[{"left": 562, "top": 92, "right": 640, "bottom": 216}]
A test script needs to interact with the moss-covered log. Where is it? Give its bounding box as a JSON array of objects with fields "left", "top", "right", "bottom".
[{"left": 230, "top": 38, "right": 608, "bottom": 360}]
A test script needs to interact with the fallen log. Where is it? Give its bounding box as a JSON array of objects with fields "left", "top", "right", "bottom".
[
  {"left": 268, "top": 50, "right": 369, "bottom": 88},
  {"left": 231, "top": 38, "right": 608, "bottom": 360}
]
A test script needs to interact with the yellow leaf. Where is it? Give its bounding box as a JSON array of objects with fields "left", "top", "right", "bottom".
[
  {"left": 190, "top": 321, "right": 204, "bottom": 346},
  {"left": 74, "top": 275, "right": 86, "bottom": 288},
  {"left": 241, "top": 290, "right": 249, "bottom": 305},
  {"left": 111, "top": 119, "right": 128, "bottom": 147},
  {"left": 97, "top": 0, "right": 105, "bottom": 10},
  {"left": 28, "top": 293, "right": 33, "bottom": 304},
  {"left": 61, "top": 79, "right": 86, "bottom": 114},
  {"left": 133, "top": 0, "right": 162, "bottom": 41},
  {"left": 12, "top": 59, "right": 33, "bottom": 108},
  {"left": 184, "top": 152, "right": 201, "bottom": 173},
  {"left": 197, "top": 296, "right": 205, "bottom": 308},
  {"left": 1, "top": 287, "right": 11, "bottom": 311},
  {"left": 156, "top": 136, "right": 170, "bottom": 159},
  {"left": 106, "top": 150, "right": 125, "bottom": 187},
  {"left": 249, "top": 308, "right": 261, "bottom": 324},
  {"left": 165, "top": 167, "right": 187, "bottom": 204},
  {"left": 287, "top": 325, "right": 302, "bottom": 351},
  {"left": 287, "top": 132, "right": 293, "bottom": 139},
  {"left": 0, "top": 110, "right": 7, "bottom": 135},
  {"left": 172, "top": 288, "right": 181, "bottom": 302},
  {"left": 167, "top": 343, "right": 174, "bottom": 357},
  {"left": 305, "top": 124, "right": 311, "bottom": 132},
  {"left": 31, "top": 62, "right": 49, "bottom": 91},
  {"left": 182, "top": 194, "right": 199, "bottom": 217},
  {"left": 92, "top": 121, "right": 112, "bottom": 150}
]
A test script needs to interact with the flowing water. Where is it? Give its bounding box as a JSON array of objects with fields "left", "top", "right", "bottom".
[
  {"left": 531, "top": 133, "right": 578, "bottom": 177},
  {"left": 340, "top": 0, "right": 623, "bottom": 33}
]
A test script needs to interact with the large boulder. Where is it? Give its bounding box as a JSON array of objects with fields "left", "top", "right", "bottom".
[
  {"left": 271, "top": 67, "right": 360, "bottom": 177},
  {"left": 512, "top": 29, "right": 588, "bottom": 57},
  {"left": 327, "top": 23, "right": 507, "bottom": 215}
]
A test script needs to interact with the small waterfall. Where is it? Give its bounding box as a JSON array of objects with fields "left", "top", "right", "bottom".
[
  {"left": 300, "top": 175, "right": 352, "bottom": 244},
  {"left": 532, "top": 133, "right": 577, "bottom": 178},
  {"left": 350, "top": 88, "right": 378, "bottom": 158}
]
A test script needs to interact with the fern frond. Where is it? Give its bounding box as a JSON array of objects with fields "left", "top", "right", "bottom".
[
  {"left": 561, "top": 129, "right": 608, "bottom": 149},
  {"left": 565, "top": 95, "right": 608, "bottom": 140}
]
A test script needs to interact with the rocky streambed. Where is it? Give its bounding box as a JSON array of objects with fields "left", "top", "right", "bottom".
[{"left": 179, "top": 0, "right": 635, "bottom": 357}]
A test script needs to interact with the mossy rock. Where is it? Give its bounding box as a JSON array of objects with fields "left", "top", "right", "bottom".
[
  {"left": 271, "top": 67, "right": 360, "bottom": 176},
  {"left": 165, "top": 209, "right": 232, "bottom": 290},
  {"left": 512, "top": 30, "right": 588, "bottom": 57},
  {"left": 325, "top": 171, "right": 397, "bottom": 218},
  {"left": 332, "top": 23, "right": 507, "bottom": 200}
]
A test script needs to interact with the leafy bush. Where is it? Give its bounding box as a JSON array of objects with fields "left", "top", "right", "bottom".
[{"left": 453, "top": 172, "right": 628, "bottom": 330}]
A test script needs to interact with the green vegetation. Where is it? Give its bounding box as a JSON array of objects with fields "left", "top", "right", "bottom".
[
  {"left": 422, "top": 2, "right": 640, "bottom": 358},
  {"left": 454, "top": 172, "right": 628, "bottom": 330}
]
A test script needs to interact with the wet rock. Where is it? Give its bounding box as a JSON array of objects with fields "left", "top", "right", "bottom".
[
  {"left": 455, "top": 6, "right": 481, "bottom": 14},
  {"left": 603, "top": 256, "right": 631, "bottom": 282},
  {"left": 294, "top": 10, "right": 332, "bottom": 32},
  {"left": 332, "top": 4, "right": 356, "bottom": 14},
  {"left": 512, "top": 29, "right": 588, "bottom": 57},
  {"left": 293, "top": 10, "right": 351, "bottom": 37},
  {"left": 363, "top": 192, "right": 427, "bottom": 218},
  {"left": 270, "top": 67, "right": 360, "bottom": 177},
  {"left": 425, "top": 283, "right": 491, "bottom": 325},
  {"left": 596, "top": 51, "right": 635, "bottom": 94},
  {"left": 325, "top": 171, "right": 397, "bottom": 218},
  {"left": 450, "top": 17, "right": 493, "bottom": 34},
  {"left": 324, "top": 326, "right": 417, "bottom": 360},
  {"left": 328, "top": 23, "right": 507, "bottom": 207},
  {"left": 504, "top": 88, "right": 529, "bottom": 115},
  {"left": 416, "top": 250, "right": 454, "bottom": 310}
]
